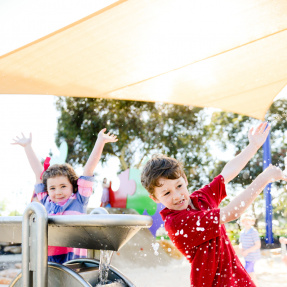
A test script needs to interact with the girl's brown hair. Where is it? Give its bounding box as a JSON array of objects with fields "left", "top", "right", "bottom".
[{"left": 42, "top": 163, "right": 78, "bottom": 193}]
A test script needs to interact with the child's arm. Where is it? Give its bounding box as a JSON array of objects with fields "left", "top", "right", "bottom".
[
  {"left": 279, "top": 237, "right": 287, "bottom": 245},
  {"left": 11, "top": 133, "right": 43, "bottom": 183},
  {"left": 220, "top": 165, "right": 287, "bottom": 224},
  {"left": 220, "top": 122, "right": 270, "bottom": 184},
  {"left": 242, "top": 241, "right": 261, "bottom": 257},
  {"left": 83, "top": 128, "right": 118, "bottom": 176}
]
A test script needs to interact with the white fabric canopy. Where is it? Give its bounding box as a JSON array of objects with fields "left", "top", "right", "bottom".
[{"left": 0, "top": 0, "right": 287, "bottom": 119}]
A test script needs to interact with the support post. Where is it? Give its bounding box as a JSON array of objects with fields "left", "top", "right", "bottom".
[
  {"left": 22, "top": 202, "right": 48, "bottom": 287},
  {"left": 263, "top": 133, "right": 274, "bottom": 245}
]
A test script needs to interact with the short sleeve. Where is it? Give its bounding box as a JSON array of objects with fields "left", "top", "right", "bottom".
[
  {"left": 193, "top": 175, "right": 226, "bottom": 208},
  {"left": 252, "top": 229, "right": 260, "bottom": 242},
  {"left": 166, "top": 208, "right": 221, "bottom": 249},
  {"left": 76, "top": 176, "right": 94, "bottom": 205},
  {"left": 34, "top": 183, "right": 48, "bottom": 203},
  {"left": 79, "top": 175, "right": 95, "bottom": 182},
  {"left": 35, "top": 183, "right": 45, "bottom": 194}
]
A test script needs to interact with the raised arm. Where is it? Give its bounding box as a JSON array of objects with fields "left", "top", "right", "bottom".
[
  {"left": 220, "top": 122, "right": 270, "bottom": 184},
  {"left": 279, "top": 237, "right": 287, "bottom": 245},
  {"left": 11, "top": 133, "right": 43, "bottom": 183},
  {"left": 220, "top": 165, "right": 287, "bottom": 224},
  {"left": 83, "top": 128, "right": 118, "bottom": 176}
]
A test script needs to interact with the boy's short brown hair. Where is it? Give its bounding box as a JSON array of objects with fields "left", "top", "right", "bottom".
[
  {"left": 42, "top": 163, "right": 79, "bottom": 193},
  {"left": 141, "top": 154, "right": 185, "bottom": 196}
]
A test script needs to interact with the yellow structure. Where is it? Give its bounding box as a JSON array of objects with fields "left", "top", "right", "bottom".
[{"left": 1, "top": 0, "right": 287, "bottom": 119}]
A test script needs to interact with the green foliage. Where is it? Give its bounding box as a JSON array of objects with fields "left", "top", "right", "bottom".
[
  {"left": 210, "top": 99, "right": 287, "bottom": 219},
  {"left": 156, "top": 234, "right": 170, "bottom": 241},
  {"left": 55, "top": 96, "right": 287, "bottom": 220},
  {"left": 227, "top": 227, "right": 287, "bottom": 245},
  {"left": 9, "top": 210, "right": 22, "bottom": 216},
  {"left": 209, "top": 99, "right": 287, "bottom": 187},
  {"left": 0, "top": 200, "right": 6, "bottom": 216},
  {"left": 56, "top": 97, "right": 221, "bottom": 190},
  {"left": 227, "top": 229, "right": 240, "bottom": 245}
]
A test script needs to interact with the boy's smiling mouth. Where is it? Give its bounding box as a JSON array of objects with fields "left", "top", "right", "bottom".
[{"left": 175, "top": 198, "right": 185, "bottom": 205}]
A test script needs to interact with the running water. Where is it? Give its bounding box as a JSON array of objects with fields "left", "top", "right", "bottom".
[{"left": 98, "top": 250, "right": 114, "bottom": 285}]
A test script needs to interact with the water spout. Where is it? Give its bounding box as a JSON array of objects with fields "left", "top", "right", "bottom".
[{"left": 98, "top": 250, "right": 114, "bottom": 285}]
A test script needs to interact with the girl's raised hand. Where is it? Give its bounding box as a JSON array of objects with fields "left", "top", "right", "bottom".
[
  {"left": 248, "top": 122, "right": 271, "bottom": 150},
  {"left": 11, "top": 132, "right": 32, "bottom": 147},
  {"left": 98, "top": 128, "right": 118, "bottom": 143}
]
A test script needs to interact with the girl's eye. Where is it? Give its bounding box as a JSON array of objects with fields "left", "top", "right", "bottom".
[
  {"left": 164, "top": 192, "right": 170, "bottom": 196},
  {"left": 178, "top": 184, "right": 182, "bottom": 188},
  {"left": 61, "top": 185, "right": 66, "bottom": 188}
]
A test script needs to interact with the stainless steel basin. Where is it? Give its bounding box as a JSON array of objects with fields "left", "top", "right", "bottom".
[{"left": 0, "top": 214, "right": 152, "bottom": 251}]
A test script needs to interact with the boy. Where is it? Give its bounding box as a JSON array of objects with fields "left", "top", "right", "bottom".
[
  {"left": 141, "top": 122, "right": 286, "bottom": 287},
  {"left": 279, "top": 236, "right": 287, "bottom": 265},
  {"left": 239, "top": 214, "right": 261, "bottom": 285}
]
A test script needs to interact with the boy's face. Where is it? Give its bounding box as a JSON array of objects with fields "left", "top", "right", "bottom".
[
  {"left": 150, "top": 176, "right": 191, "bottom": 211},
  {"left": 241, "top": 218, "right": 254, "bottom": 228},
  {"left": 47, "top": 176, "right": 73, "bottom": 203}
]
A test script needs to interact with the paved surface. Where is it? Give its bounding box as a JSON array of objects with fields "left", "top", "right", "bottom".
[{"left": 109, "top": 228, "right": 175, "bottom": 269}]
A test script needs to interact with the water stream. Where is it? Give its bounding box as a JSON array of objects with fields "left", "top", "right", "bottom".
[{"left": 98, "top": 249, "right": 114, "bottom": 285}]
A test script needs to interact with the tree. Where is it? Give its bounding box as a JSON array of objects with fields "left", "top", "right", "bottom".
[
  {"left": 56, "top": 97, "right": 220, "bottom": 190},
  {"left": 0, "top": 200, "right": 6, "bottom": 216},
  {"left": 209, "top": 99, "right": 287, "bottom": 219},
  {"left": 56, "top": 96, "right": 287, "bottom": 219}
]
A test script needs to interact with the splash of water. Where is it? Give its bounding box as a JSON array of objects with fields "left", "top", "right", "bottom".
[{"left": 98, "top": 250, "right": 114, "bottom": 285}]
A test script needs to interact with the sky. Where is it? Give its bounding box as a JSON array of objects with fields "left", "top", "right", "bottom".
[
  {"left": 0, "top": 0, "right": 119, "bottom": 214},
  {"left": 1, "top": 0, "right": 287, "bottom": 215}
]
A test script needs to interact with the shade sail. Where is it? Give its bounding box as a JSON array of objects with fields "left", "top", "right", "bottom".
[{"left": 0, "top": 0, "right": 287, "bottom": 119}]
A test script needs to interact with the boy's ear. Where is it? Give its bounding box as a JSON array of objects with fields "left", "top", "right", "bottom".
[
  {"left": 149, "top": 194, "right": 160, "bottom": 203},
  {"left": 183, "top": 174, "right": 188, "bottom": 185}
]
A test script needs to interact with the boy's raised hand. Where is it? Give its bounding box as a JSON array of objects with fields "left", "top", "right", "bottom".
[
  {"left": 248, "top": 122, "right": 270, "bottom": 150},
  {"left": 263, "top": 164, "right": 287, "bottom": 183},
  {"left": 98, "top": 128, "right": 118, "bottom": 144},
  {"left": 11, "top": 132, "right": 32, "bottom": 147}
]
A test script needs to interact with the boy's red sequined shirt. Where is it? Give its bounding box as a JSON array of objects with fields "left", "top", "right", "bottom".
[{"left": 160, "top": 175, "right": 255, "bottom": 287}]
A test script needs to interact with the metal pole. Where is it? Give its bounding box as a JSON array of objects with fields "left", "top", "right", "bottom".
[
  {"left": 263, "top": 133, "right": 274, "bottom": 244},
  {"left": 22, "top": 202, "right": 48, "bottom": 287}
]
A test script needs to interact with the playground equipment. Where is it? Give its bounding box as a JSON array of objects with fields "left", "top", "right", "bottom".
[
  {"left": 108, "top": 168, "right": 165, "bottom": 237},
  {"left": 0, "top": 202, "right": 152, "bottom": 286}
]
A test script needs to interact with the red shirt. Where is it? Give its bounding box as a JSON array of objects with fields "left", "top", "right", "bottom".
[{"left": 160, "top": 175, "right": 255, "bottom": 287}]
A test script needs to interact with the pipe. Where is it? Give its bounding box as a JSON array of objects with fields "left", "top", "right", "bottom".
[{"left": 22, "top": 202, "right": 48, "bottom": 287}]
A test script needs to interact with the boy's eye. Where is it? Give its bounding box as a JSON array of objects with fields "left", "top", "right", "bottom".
[
  {"left": 177, "top": 184, "right": 182, "bottom": 188},
  {"left": 164, "top": 191, "right": 170, "bottom": 196},
  {"left": 61, "top": 185, "right": 66, "bottom": 188}
]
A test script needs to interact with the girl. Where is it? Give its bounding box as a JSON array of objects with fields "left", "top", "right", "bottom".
[
  {"left": 100, "top": 177, "right": 110, "bottom": 207},
  {"left": 12, "top": 128, "right": 117, "bottom": 264}
]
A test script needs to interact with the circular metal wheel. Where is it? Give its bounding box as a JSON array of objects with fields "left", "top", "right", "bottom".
[
  {"left": 64, "top": 258, "right": 135, "bottom": 287},
  {"left": 9, "top": 262, "right": 91, "bottom": 287}
]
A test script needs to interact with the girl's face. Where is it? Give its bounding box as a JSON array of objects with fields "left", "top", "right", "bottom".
[{"left": 47, "top": 175, "right": 73, "bottom": 203}]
